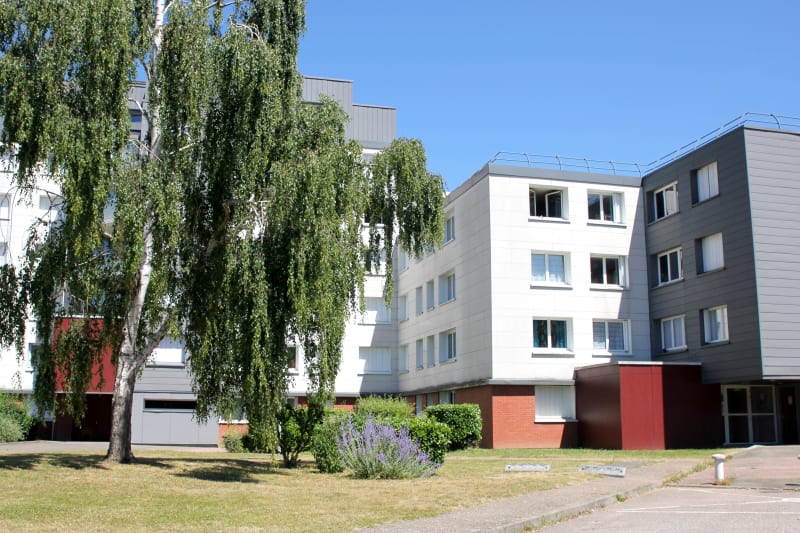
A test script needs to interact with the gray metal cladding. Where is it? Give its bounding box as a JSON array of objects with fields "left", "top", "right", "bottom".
[{"left": 745, "top": 128, "right": 800, "bottom": 379}]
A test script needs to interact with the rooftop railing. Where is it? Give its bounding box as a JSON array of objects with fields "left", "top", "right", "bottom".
[{"left": 489, "top": 112, "right": 800, "bottom": 177}]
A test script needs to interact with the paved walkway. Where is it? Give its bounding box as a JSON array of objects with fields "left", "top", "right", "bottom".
[{"left": 362, "top": 445, "right": 800, "bottom": 533}]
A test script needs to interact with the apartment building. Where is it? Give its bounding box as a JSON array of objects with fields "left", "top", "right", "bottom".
[{"left": 396, "top": 160, "right": 651, "bottom": 447}]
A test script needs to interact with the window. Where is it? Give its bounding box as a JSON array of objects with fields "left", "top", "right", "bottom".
[
  {"left": 533, "top": 319, "right": 569, "bottom": 351},
  {"left": 426, "top": 280, "right": 435, "bottom": 310},
  {"left": 361, "top": 297, "right": 391, "bottom": 324},
  {"left": 359, "top": 346, "right": 391, "bottom": 374},
  {"left": 415, "top": 339, "right": 424, "bottom": 369},
  {"left": 426, "top": 335, "right": 435, "bottom": 367},
  {"left": 651, "top": 182, "right": 678, "bottom": 221},
  {"left": 592, "top": 320, "right": 628, "bottom": 353},
  {"left": 588, "top": 192, "right": 622, "bottom": 223},
  {"left": 698, "top": 232, "right": 724, "bottom": 273},
  {"left": 590, "top": 256, "right": 624, "bottom": 287},
  {"left": 0, "top": 242, "right": 7, "bottom": 267},
  {"left": 286, "top": 345, "right": 298, "bottom": 371},
  {"left": 660, "top": 315, "right": 686, "bottom": 352},
  {"left": 439, "top": 390, "right": 455, "bottom": 404},
  {"left": 694, "top": 161, "right": 719, "bottom": 203},
  {"left": 723, "top": 385, "right": 776, "bottom": 444},
  {"left": 529, "top": 187, "right": 565, "bottom": 219},
  {"left": 531, "top": 253, "right": 567, "bottom": 284},
  {"left": 0, "top": 195, "right": 9, "bottom": 220},
  {"left": 535, "top": 386, "right": 576, "bottom": 422},
  {"left": 426, "top": 392, "right": 436, "bottom": 407},
  {"left": 415, "top": 395, "right": 423, "bottom": 415},
  {"left": 415, "top": 286, "right": 423, "bottom": 315},
  {"left": 657, "top": 248, "right": 682, "bottom": 285},
  {"left": 703, "top": 305, "right": 729, "bottom": 344},
  {"left": 439, "top": 330, "right": 456, "bottom": 363},
  {"left": 398, "top": 345, "right": 408, "bottom": 372},
  {"left": 443, "top": 215, "right": 455, "bottom": 243},
  {"left": 397, "top": 294, "right": 408, "bottom": 321},
  {"left": 438, "top": 271, "right": 455, "bottom": 303},
  {"left": 149, "top": 338, "right": 185, "bottom": 366},
  {"left": 398, "top": 249, "right": 408, "bottom": 272},
  {"left": 144, "top": 399, "right": 197, "bottom": 411}
]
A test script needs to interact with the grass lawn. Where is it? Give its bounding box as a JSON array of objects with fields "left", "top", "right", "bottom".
[{"left": 0, "top": 447, "right": 723, "bottom": 532}]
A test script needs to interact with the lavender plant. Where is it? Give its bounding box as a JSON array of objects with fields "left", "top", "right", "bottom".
[{"left": 336, "top": 414, "right": 440, "bottom": 479}]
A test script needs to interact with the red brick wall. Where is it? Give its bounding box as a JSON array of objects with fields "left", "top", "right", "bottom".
[{"left": 492, "top": 385, "right": 578, "bottom": 448}]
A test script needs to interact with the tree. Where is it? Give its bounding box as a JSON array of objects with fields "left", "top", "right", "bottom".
[{"left": 0, "top": 0, "right": 443, "bottom": 463}]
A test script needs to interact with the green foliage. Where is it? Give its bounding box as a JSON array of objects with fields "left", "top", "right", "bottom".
[
  {"left": 0, "top": 413, "right": 23, "bottom": 443},
  {"left": 337, "top": 415, "right": 440, "bottom": 479},
  {"left": 0, "top": 0, "right": 444, "bottom": 462},
  {"left": 354, "top": 395, "right": 414, "bottom": 420},
  {"left": 221, "top": 431, "right": 246, "bottom": 453},
  {"left": 0, "top": 393, "right": 35, "bottom": 442},
  {"left": 277, "top": 404, "right": 321, "bottom": 468},
  {"left": 407, "top": 416, "right": 451, "bottom": 464},
  {"left": 425, "top": 404, "right": 482, "bottom": 450},
  {"left": 311, "top": 409, "right": 350, "bottom": 473}
]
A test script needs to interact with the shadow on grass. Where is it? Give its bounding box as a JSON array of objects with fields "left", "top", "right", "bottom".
[{"left": 0, "top": 452, "right": 291, "bottom": 483}]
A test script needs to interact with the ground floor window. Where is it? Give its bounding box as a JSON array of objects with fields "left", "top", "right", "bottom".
[{"left": 723, "top": 385, "right": 776, "bottom": 445}]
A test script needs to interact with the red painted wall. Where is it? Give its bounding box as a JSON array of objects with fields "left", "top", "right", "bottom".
[
  {"left": 575, "top": 365, "right": 623, "bottom": 449},
  {"left": 620, "top": 366, "right": 665, "bottom": 449},
  {"left": 454, "top": 386, "right": 494, "bottom": 447},
  {"left": 53, "top": 318, "right": 116, "bottom": 393},
  {"left": 662, "top": 365, "right": 724, "bottom": 448}
]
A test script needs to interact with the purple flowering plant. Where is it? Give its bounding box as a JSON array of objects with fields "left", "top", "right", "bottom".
[{"left": 336, "top": 414, "right": 440, "bottom": 479}]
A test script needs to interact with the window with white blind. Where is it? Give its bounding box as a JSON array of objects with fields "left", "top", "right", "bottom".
[
  {"left": 359, "top": 347, "right": 391, "bottom": 374},
  {"left": 694, "top": 161, "right": 719, "bottom": 203},
  {"left": 415, "top": 286, "right": 423, "bottom": 315},
  {"left": 361, "top": 297, "right": 391, "bottom": 324},
  {"left": 592, "top": 320, "right": 629, "bottom": 354},
  {"left": 531, "top": 252, "right": 568, "bottom": 285},
  {"left": 439, "top": 330, "right": 456, "bottom": 363},
  {"left": 426, "top": 335, "right": 435, "bottom": 367},
  {"left": 698, "top": 232, "right": 724, "bottom": 273},
  {"left": 415, "top": 339, "right": 424, "bottom": 369},
  {"left": 397, "top": 294, "right": 408, "bottom": 321},
  {"left": 0, "top": 195, "right": 9, "bottom": 220},
  {"left": 535, "top": 386, "right": 576, "bottom": 422},
  {"left": 660, "top": 315, "right": 686, "bottom": 352},
  {"left": 426, "top": 280, "right": 435, "bottom": 310},
  {"left": 439, "top": 271, "right": 455, "bottom": 304},
  {"left": 398, "top": 345, "right": 408, "bottom": 372},
  {"left": 703, "top": 305, "right": 729, "bottom": 344}
]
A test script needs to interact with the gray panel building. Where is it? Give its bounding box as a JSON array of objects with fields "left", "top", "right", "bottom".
[{"left": 642, "top": 123, "right": 800, "bottom": 446}]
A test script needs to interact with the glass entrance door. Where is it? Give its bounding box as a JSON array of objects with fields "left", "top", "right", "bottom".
[{"left": 723, "top": 385, "right": 776, "bottom": 445}]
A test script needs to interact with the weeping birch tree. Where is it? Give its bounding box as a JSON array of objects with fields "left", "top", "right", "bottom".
[{"left": 0, "top": 0, "right": 443, "bottom": 463}]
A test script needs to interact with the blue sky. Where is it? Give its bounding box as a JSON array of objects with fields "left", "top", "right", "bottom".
[{"left": 297, "top": 0, "right": 800, "bottom": 191}]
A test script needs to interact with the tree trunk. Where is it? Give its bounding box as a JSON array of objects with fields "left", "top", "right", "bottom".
[{"left": 106, "top": 356, "right": 138, "bottom": 463}]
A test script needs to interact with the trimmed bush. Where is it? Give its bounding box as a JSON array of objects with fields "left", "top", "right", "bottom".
[
  {"left": 0, "top": 413, "right": 23, "bottom": 443},
  {"left": 277, "top": 404, "right": 321, "bottom": 468},
  {"left": 337, "top": 414, "right": 439, "bottom": 479},
  {"left": 407, "top": 416, "right": 450, "bottom": 464},
  {"left": 311, "top": 409, "right": 350, "bottom": 473},
  {"left": 222, "top": 430, "right": 245, "bottom": 453},
  {"left": 354, "top": 396, "right": 413, "bottom": 419},
  {"left": 425, "top": 404, "right": 482, "bottom": 450},
  {"left": 0, "top": 393, "right": 35, "bottom": 441}
]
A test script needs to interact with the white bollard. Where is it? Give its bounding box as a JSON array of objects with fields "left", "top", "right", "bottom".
[{"left": 712, "top": 453, "right": 726, "bottom": 484}]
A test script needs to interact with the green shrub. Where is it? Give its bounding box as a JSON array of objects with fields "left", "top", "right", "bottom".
[
  {"left": 0, "top": 412, "right": 23, "bottom": 443},
  {"left": 222, "top": 430, "right": 245, "bottom": 453},
  {"left": 425, "top": 403, "right": 482, "bottom": 450},
  {"left": 0, "top": 393, "right": 35, "bottom": 441},
  {"left": 277, "top": 404, "right": 321, "bottom": 468},
  {"left": 407, "top": 416, "right": 450, "bottom": 463},
  {"left": 311, "top": 410, "right": 350, "bottom": 473},
  {"left": 354, "top": 396, "right": 413, "bottom": 420}
]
